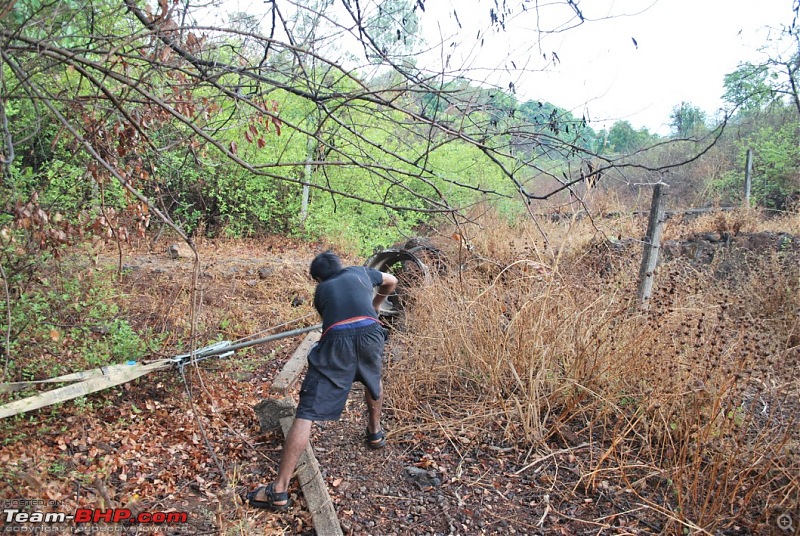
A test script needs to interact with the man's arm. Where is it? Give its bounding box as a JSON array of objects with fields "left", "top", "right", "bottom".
[{"left": 372, "top": 272, "right": 398, "bottom": 313}]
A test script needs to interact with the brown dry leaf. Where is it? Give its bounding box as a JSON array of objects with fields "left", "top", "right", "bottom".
[
  {"left": 49, "top": 329, "right": 60, "bottom": 342},
  {"left": 21, "top": 472, "right": 44, "bottom": 491},
  {"left": 332, "top": 477, "right": 343, "bottom": 487},
  {"left": 44, "top": 487, "right": 63, "bottom": 501}
]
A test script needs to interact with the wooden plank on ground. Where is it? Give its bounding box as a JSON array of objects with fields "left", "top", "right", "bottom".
[
  {"left": 0, "top": 360, "right": 172, "bottom": 419},
  {"left": 263, "top": 330, "right": 341, "bottom": 535},
  {"left": 270, "top": 330, "right": 320, "bottom": 394},
  {"left": 0, "top": 362, "right": 161, "bottom": 394},
  {"left": 280, "top": 414, "right": 343, "bottom": 536}
]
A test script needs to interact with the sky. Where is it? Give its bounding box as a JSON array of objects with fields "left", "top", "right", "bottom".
[
  {"left": 414, "top": 0, "right": 797, "bottom": 135},
  {"left": 210, "top": 0, "right": 797, "bottom": 136}
]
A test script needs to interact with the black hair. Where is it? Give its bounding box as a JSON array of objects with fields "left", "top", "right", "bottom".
[{"left": 309, "top": 251, "right": 342, "bottom": 282}]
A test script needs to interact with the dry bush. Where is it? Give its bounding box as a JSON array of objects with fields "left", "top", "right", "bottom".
[
  {"left": 386, "top": 207, "right": 800, "bottom": 533},
  {"left": 664, "top": 206, "right": 800, "bottom": 242}
]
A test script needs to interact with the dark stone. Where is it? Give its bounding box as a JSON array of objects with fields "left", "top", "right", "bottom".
[
  {"left": 403, "top": 466, "right": 441, "bottom": 489},
  {"left": 253, "top": 398, "right": 296, "bottom": 432}
]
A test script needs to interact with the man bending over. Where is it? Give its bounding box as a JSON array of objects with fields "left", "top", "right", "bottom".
[{"left": 248, "top": 251, "right": 398, "bottom": 510}]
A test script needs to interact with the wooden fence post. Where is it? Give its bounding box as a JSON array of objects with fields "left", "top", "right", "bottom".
[
  {"left": 744, "top": 148, "right": 753, "bottom": 206},
  {"left": 636, "top": 183, "right": 666, "bottom": 309}
]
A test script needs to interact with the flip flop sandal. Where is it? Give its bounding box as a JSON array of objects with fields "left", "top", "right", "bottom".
[
  {"left": 366, "top": 428, "right": 387, "bottom": 450},
  {"left": 247, "top": 483, "right": 292, "bottom": 511}
]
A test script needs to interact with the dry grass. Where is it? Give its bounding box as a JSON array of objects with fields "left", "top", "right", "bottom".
[
  {"left": 664, "top": 206, "right": 800, "bottom": 241},
  {"left": 386, "top": 206, "right": 800, "bottom": 533},
  {"left": 105, "top": 235, "right": 344, "bottom": 349}
]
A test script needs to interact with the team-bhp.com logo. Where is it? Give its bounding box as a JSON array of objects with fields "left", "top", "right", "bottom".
[{"left": 4, "top": 507, "right": 189, "bottom": 529}]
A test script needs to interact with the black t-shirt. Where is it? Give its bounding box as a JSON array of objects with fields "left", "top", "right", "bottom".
[{"left": 314, "top": 266, "right": 384, "bottom": 332}]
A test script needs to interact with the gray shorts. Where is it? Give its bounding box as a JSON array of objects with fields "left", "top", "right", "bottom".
[{"left": 295, "top": 323, "right": 387, "bottom": 421}]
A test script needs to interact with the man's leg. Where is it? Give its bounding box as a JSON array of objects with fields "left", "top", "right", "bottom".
[
  {"left": 253, "top": 417, "right": 312, "bottom": 505},
  {"left": 365, "top": 380, "right": 383, "bottom": 438}
]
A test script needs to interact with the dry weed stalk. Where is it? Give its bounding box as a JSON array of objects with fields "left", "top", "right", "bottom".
[{"left": 387, "top": 207, "right": 800, "bottom": 532}]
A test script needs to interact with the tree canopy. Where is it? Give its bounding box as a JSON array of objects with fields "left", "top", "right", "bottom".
[{"left": 0, "top": 0, "right": 752, "bottom": 252}]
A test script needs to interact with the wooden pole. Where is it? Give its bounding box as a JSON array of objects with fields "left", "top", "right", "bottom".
[
  {"left": 744, "top": 148, "right": 753, "bottom": 206},
  {"left": 636, "top": 184, "right": 666, "bottom": 309}
]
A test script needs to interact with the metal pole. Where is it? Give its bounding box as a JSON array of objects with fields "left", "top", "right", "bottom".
[
  {"left": 188, "top": 323, "right": 322, "bottom": 360},
  {"left": 223, "top": 323, "right": 321, "bottom": 354}
]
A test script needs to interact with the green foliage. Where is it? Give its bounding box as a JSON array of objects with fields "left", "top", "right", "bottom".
[
  {"left": 669, "top": 102, "right": 707, "bottom": 137},
  {"left": 605, "top": 121, "right": 655, "bottom": 154},
  {"left": 517, "top": 100, "right": 597, "bottom": 153},
  {"left": 1, "top": 261, "right": 163, "bottom": 381},
  {"left": 1, "top": 0, "right": 602, "bottom": 251},
  {"left": 11, "top": 0, "right": 94, "bottom": 45},
  {"left": 76, "top": 318, "right": 155, "bottom": 367},
  {"left": 723, "top": 62, "right": 775, "bottom": 111},
  {"left": 418, "top": 77, "right": 471, "bottom": 116},
  {"left": 209, "top": 167, "right": 298, "bottom": 237},
  {"left": 711, "top": 122, "right": 800, "bottom": 208},
  {"left": 303, "top": 197, "right": 418, "bottom": 255},
  {"left": 42, "top": 161, "right": 128, "bottom": 216}
]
